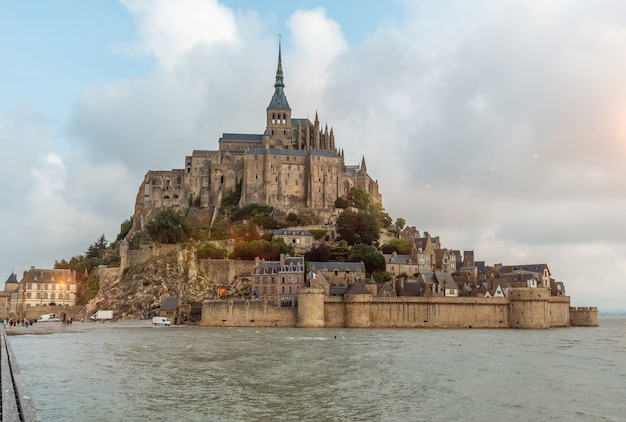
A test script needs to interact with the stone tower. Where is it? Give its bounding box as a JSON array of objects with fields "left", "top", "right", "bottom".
[
  {"left": 296, "top": 287, "right": 325, "bottom": 328},
  {"left": 265, "top": 35, "right": 293, "bottom": 149}
]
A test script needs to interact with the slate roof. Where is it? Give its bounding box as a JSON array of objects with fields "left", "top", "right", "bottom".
[
  {"left": 220, "top": 133, "right": 264, "bottom": 142},
  {"left": 434, "top": 271, "right": 456, "bottom": 287},
  {"left": 418, "top": 272, "right": 437, "bottom": 285},
  {"left": 5, "top": 273, "right": 18, "bottom": 284},
  {"left": 382, "top": 253, "right": 416, "bottom": 264},
  {"left": 161, "top": 297, "right": 179, "bottom": 312},
  {"left": 292, "top": 118, "right": 312, "bottom": 126},
  {"left": 401, "top": 282, "right": 422, "bottom": 296},
  {"left": 245, "top": 148, "right": 338, "bottom": 158},
  {"left": 255, "top": 256, "right": 305, "bottom": 274},
  {"left": 501, "top": 264, "right": 549, "bottom": 275},
  {"left": 273, "top": 229, "right": 312, "bottom": 236},
  {"left": 345, "top": 281, "right": 370, "bottom": 295},
  {"left": 308, "top": 262, "right": 365, "bottom": 273}
]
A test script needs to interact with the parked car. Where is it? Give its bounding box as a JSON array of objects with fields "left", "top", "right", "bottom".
[
  {"left": 152, "top": 316, "right": 171, "bottom": 326},
  {"left": 38, "top": 313, "right": 60, "bottom": 322}
]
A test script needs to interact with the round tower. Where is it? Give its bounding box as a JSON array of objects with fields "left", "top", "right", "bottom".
[
  {"left": 344, "top": 282, "right": 372, "bottom": 328},
  {"left": 509, "top": 287, "right": 551, "bottom": 328},
  {"left": 119, "top": 238, "right": 129, "bottom": 275},
  {"left": 297, "top": 287, "right": 325, "bottom": 328}
]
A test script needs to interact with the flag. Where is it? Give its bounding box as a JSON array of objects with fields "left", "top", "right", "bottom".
[
  {"left": 310, "top": 271, "right": 317, "bottom": 280},
  {"left": 253, "top": 290, "right": 259, "bottom": 299}
]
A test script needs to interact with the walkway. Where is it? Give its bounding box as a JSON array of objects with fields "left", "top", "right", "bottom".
[{"left": 0, "top": 327, "right": 38, "bottom": 421}]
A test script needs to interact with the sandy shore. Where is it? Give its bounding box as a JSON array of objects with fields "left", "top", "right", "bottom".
[{"left": 4, "top": 320, "right": 149, "bottom": 336}]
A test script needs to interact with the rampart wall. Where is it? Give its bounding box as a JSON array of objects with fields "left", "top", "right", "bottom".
[
  {"left": 23, "top": 305, "right": 85, "bottom": 321},
  {"left": 196, "top": 259, "right": 255, "bottom": 287},
  {"left": 200, "top": 289, "right": 589, "bottom": 329},
  {"left": 202, "top": 299, "right": 296, "bottom": 327},
  {"left": 569, "top": 306, "right": 599, "bottom": 326}
]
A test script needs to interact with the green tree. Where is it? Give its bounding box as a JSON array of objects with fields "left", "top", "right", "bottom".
[
  {"left": 252, "top": 212, "right": 280, "bottom": 229},
  {"left": 230, "top": 240, "right": 280, "bottom": 260},
  {"left": 347, "top": 244, "right": 386, "bottom": 274},
  {"left": 195, "top": 242, "right": 228, "bottom": 259},
  {"left": 336, "top": 209, "right": 381, "bottom": 246},
  {"left": 146, "top": 208, "right": 190, "bottom": 244},
  {"left": 394, "top": 217, "right": 406, "bottom": 235},
  {"left": 334, "top": 197, "right": 349, "bottom": 209},
  {"left": 221, "top": 181, "right": 243, "bottom": 209},
  {"left": 271, "top": 237, "right": 294, "bottom": 256},
  {"left": 347, "top": 244, "right": 378, "bottom": 261},
  {"left": 382, "top": 238, "right": 410, "bottom": 255},
  {"left": 116, "top": 217, "right": 133, "bottom": 242},
  {"left": 348, "top": 188, "right": 370, "bottom": 210},
  {"left": 129, "top": 230, "right": 153, "bottom": 249},
  {"left": 331, "top": 240, "right": 351, "bottom": 261},
  {"left": 209, "top": 215, "right": 231, "bottom": 240},
  {"left": 86, "top": 234, "right": 108, "bottom": 259},
  {"left": 305, "top": 243, "right": 333, "bottom": 262},
  {"left": 372, "top": 271, "right": 393, "bottom": 284}
]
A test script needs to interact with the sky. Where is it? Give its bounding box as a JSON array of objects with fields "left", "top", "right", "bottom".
[{"left": 1, "top": 0, "right": 626, "bottom": 311}]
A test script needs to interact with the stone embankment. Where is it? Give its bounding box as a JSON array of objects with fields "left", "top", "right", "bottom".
[{"left": 1, "top": 327, "right": 39, "bottom": 421}]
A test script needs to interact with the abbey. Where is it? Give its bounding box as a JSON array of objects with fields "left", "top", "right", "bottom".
[{"left": 131, "top": 40, "right": 381, "bottom": 233}]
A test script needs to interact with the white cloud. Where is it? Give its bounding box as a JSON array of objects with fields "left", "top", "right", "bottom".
[
  {"left": 3, "top": 0, "right": 626, "bottom": 310},
  {"left": 119, "top": 0, "right": 239, "bottom": 66}
]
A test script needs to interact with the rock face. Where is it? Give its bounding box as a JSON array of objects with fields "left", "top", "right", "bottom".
[{"left": 89, "top": 248, "right": 253, "bottom": 320}]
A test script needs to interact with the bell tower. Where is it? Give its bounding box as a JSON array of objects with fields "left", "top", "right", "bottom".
[{"left": 265, "top": 35, "right": 293, "bottom": 149}]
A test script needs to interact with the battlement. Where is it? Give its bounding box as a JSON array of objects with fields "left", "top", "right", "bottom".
[
  {"left": 508, "top": 287, "right": 551, "bottom": 301},
  {"left": 201, "top": 290, "right": 586, "bottom": 329},
  {"left": 569, "top": 306, "right": 599, "bottom": 326}
]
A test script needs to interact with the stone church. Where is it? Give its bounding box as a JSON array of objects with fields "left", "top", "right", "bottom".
[{"left": 131, "top": 39, "right": 381, "bottom": 235}]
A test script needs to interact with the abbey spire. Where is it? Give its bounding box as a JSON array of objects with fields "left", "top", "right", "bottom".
[
  {"left": 266, "top": 35, "right": 292, "bottom": 147},
  {"left": 267, "top": 35, "right": 290, "bottom": 111}
]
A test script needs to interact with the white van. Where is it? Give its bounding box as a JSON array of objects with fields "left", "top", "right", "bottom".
[
  {"left": 38, "top": 313, "right": 60, "bottom": 322},
  {"left": 152, "top": 316, "right": 171, "bottom": 326}
]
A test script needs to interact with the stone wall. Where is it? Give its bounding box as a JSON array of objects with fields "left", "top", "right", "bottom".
[
  {"left": 24, "top": 305, "right": 85, "bottom": 321},
  {"left": 569, "top": 306, "right": 599, "bottom": 326},
  {"left": 127, "top": 244, "right": 181, "bottom": 268},
  {"left": 367, "top": 297, "right": 511, "bottom": 328},
  {"left": 196, "top": 258, "right": 255, "bottom": 288},
  {"left": 201, "top": 288, "right": 579, "bottom": 329},
  {"left": 202, "top": 300, "right": 297, "bottom": 327}
]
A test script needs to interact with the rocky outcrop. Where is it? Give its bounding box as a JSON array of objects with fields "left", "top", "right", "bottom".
[{"left": 89, "top": 246, "right": 251, "bottom": 320}]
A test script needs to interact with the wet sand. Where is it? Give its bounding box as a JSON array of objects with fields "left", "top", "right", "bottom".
[{"left": 4, "top": 320, "right": 147, "bottom": 336}]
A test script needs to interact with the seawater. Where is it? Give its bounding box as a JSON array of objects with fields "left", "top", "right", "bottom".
[{"left": 8, "top": 318, "right": 626, "bottom": 422}]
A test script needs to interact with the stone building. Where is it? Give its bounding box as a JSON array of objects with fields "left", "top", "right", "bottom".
[
  {"left": 308, "top": 261, "right": 366, "bottom": 296},
  {"left": 0, "top": 272, "right": 19, "bottom": 319},
  {"left": 9, "top": 267, "right": 78, "bottom": 317},
  {"left": 131, "top": 39, "right": 382, "bottom": 237},
  {"left": 251, "top": 254, "right": 305, "bottom": 306},
  {"left": 383, "top": 251, "right": 419, "bottom": 278},
  {"left": 272, "top": 229, "right": 314, "bottom": 254}
]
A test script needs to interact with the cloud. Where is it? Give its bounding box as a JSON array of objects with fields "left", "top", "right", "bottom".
[
  {"left": 3, "top": 0, "right": 626, "bottom": 310},
  {"left": 119, "top": 0, "right": 239, "bottom": 66}
]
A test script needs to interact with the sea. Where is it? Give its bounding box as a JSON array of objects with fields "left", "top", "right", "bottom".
[{"left": 7, "top": 318, "right": 626, "bottom": 422}]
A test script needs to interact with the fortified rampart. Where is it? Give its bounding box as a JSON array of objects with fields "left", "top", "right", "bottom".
[
  {"left": 22, "top": 305, "right": 85, "bottom": 321},
  {"left": 569, "top": 306, "right": 599, "bottom": 326},
  {"left": 201, "top": 288, "right": 596, "bottom": 329},
  {"left": 202, "top": 299, "right": 296, "bottom": 327}
]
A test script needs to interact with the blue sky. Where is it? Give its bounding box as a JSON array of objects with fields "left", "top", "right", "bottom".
[{"left": 2, "top": 0, "right": 626, "bottom": 310}]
